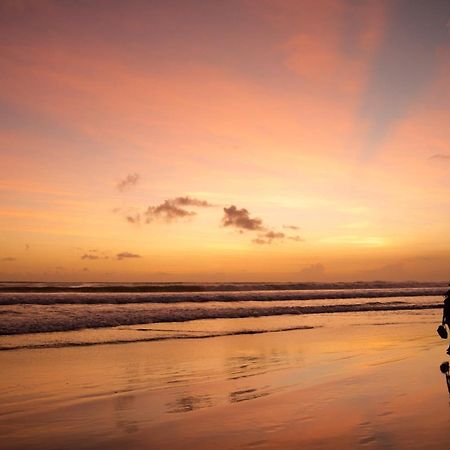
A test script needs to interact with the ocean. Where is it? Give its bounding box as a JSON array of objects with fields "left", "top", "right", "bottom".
[{"left": 0, "top": 281, "right": 446, "bottom": 351}]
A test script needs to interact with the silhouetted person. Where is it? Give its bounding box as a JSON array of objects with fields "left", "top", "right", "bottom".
[
  {"left": 439, "top": 362, "right": 450, "bottom": 395},
  {"left": 442, "top": 284, "right": 450, "bottom": 355}
]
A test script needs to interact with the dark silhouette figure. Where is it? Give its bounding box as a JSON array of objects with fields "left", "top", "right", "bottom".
[
  {"left": 439, "top": 362, "right": 450, "bottom": 396},
  {"left": 443, "top": 284, "right": 450, "bottom": 355}
]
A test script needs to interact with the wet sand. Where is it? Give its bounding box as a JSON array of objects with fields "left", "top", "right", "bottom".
[{"left": 1, "top": 310, "right": 449, "bottom": 450}]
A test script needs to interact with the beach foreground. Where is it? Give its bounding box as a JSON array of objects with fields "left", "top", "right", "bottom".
[{"left": 1, "top": 310, "right": 449, "bottom": 450}]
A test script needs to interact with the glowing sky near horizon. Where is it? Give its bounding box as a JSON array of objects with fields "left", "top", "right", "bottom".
[{"left": 1, "top": 0, "right": 450, "bottom": 282}]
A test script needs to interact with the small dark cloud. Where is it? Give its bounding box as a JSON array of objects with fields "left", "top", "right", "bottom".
[
  {"left": 116, "top": 252, "right": 141, "bottom": 260},
  {"left": 171, "top": 196, "right": 214, "bottom": 207},
  {"left": 25, "top": 243, "right": 30, "bottom": 251},
  {"left": 145, "top": 200, "right": 196, "bottom": 223},
  {"left": 253, "top": 230, "right": 285, "bottom": 245},
  {"left": 283, "top": 225, "right": 299, "bottom": 230},
  {"left": 222, "top": 205, "right": 301, "bottom": 245},
  {"left": 126, "top": 214, "right": 141, "bottom": 224},
  {"left": 222, "top": 205, "right": 264, "bottom": 231},
  {"left": 81, "top": 249, "right": 109, "bottom": 260},
  {"left": 429, "top": 153, "right": 450, "bottom": 161},
  {"left": 81, "top": 254, "right": 100, "bottom": 260},
  {"left": 116, "top": 173, "right": 140, "bottom": 191},
  {"left": 144, "top": 196, "right": 213, "bottom": 223},
  {"left": 83, "top": 267, "right": 89, "bottom": 272},
  {"left": 1, "top": 257, "right": 17, "bottom": 262}
]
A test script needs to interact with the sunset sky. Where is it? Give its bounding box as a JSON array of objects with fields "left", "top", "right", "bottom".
[{"left": 1, "top": 0, "right": 450, "bottom": 282}]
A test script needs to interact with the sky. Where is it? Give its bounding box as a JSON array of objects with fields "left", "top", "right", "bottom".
[{"left": 0, "top": 0, "right": 450, "bottom": 282}]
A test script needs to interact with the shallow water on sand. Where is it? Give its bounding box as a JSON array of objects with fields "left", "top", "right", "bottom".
[{"left": 0, "top": 310, "right": 449, "bottom": 450}]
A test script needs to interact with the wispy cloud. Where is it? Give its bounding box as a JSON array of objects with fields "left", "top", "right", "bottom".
[
  {"left": 288, "top": 235, "right": 304, "bottom": 242},
  {"left": 252, "top": 238, "right": 270, "bottom": 245},
  {"left": 1, "top": 257, "right": 17, "bottom": 262},
  {"left": 222, "top": 205, "right": 264, "bottom": 231},
  {"left": 116, "top": 252, "right": 141, "bottom": 260},
  {"left": 429, "top": 153, "right": 450, "bottom": 161},
  {"left": 253, "top": 230, "right": 285, "bottom": 245},
  {"left": 283, "top": 225, "right": 299, "bottom": 230},
  {"left": 116, "top": 173, "right": 140, "bottom": 192}
]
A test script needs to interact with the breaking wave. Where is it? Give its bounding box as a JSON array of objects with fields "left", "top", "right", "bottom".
[
  {"left": 0, "top": 287, "right": 446, "bottom": 305},
  {"left": 0, "top": 298, "right": 442, "bottom": 335},
  {"left": 0, "top": 281, "right": 446, "bottom": 350},
  {"left": 0, "top": 281, "right": 446, "bottom": 294}
]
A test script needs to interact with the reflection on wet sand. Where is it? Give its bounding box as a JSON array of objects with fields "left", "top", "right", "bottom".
[
  {"left": 114, "top": 395, "right": 139, "bottom": 434},
  {"left": 165, "top": 348, "right": 298, "bottom": 414},
  {"left": 229, "top": 387, "right": 270, "bottom": 403},
  {"left": 225, "top": 348, "right": 302, "bottom": 380},
  {"left": 1, "top": 311, "right": 450, "bottom": 449},
  {"left": 166, "top": 394, "right": 214, "bottom": 413}
]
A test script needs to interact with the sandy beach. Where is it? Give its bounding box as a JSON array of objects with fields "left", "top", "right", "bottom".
[{"left": 1, "top": 309, "right": 449, "bottom": 450}]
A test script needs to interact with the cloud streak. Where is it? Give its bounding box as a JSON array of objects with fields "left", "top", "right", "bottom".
[
  {"left": 171, "top": 196, "right": 214, "bottom": 207},
  {"left": 81, "top": 254, "right": 99, "bottom": 260},
  {"left": 80, "top": 249, "right": 110, "bottom": 260},
  {"left": 429, "top": 153, "right": 450, "bottom": 161},
  {"left": 288, "top": 235, "right": 304, "bottom": 242},
  {"left": 116, "top": 252, "right": 141, "bottom": 260}
]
